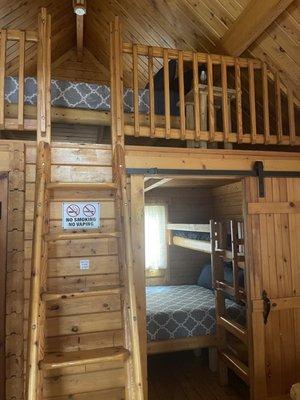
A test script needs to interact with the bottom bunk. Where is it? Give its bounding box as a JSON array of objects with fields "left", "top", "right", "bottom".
[{"left": 146, "top": 283, "right": 246, "bottom": 355}]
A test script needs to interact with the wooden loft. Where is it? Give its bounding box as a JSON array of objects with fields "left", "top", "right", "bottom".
[{"left": 0, "top": 0, "right": 299, "bottom": 148}]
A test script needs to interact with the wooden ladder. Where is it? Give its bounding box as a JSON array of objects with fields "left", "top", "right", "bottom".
[
  {"left": 25, "top": 142, "right": 144, "bottom": 400},
  {"left": 211, "top": 219, "right": 249, "bottom": 386}
]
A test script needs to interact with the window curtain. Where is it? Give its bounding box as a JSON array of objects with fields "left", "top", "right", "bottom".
[{"left": 145, "top": 204, "right": 167, "bottom": 270}]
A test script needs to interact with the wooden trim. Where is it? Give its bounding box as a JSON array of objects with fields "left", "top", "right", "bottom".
[
  {"left": 287, "top": 85, "right": 296, "bottom": 145},
  {"left": 248, "top": 61, "right": 256, "bottom": 144},
  {"left": 122, "top": 42, "right": 262, "bottom": 68},
  {"left": 207, "top": 54, "right": 214, "bottom": 141},
  {"left": 220, "top": 351, "right": 249, "bottom": 384},
  {"left": 262, "top": 62, "right": 270, "bottom": 144},
  {"left": 0, "top": 175, "right": 8, "bottom": 400},
  {"left": 275, "top": 71, "right": 283, "bottom": 143},
  {"left": 235, "top": 59, "right": 243, "bottom": 143},
  {"left": 133, "top": 44, "right": 140, "bottom": 137},
  {"left": 37, "top": 8, "right": 51, "bottom": 143},
  {"left": 130, "top": 175, "right": 147, "bottom": 399},
  {"left": 218, "top": 316, "right": 248, "bottom": 344},
  {"left": 167, "top": 223, "right": 210, "bottom": 233},
  {"left": 25, "top": 141, "right": 50, "bottom": 400},
  {"left": 124, "top": 125, "right": 300, "bottom": 145},
  {"left": 144, "top": 178, "right": 173, "bottom": 192},
  {"left": 76, "top": 15, "right": 84, "bottom": 61},
  {"left": 221, "top": 57, "right": 229, "bottom": 142},
  {"left": 172, "top": 235, "right": 211, "bottom": 253},
  {"left": 163, "top": 49, "right": 171, "bottom": 139},
  {"left": 252, "top": 296, "right": 300, "bottom": 311},
  {"left": 18, "top": 31, "right": 25, "bottom": 130},
  {"left": 147, "top": 335, "right": 217, "bottom": 355},
  {"left": 148, "top": 47, "right": 155, "bottom": 138},
  {"left": 248, "top": 201, "right": 300, "bottom": 214},
  {"left": 0, "top": 29, "right": 7, "bottom": 129},
  {"left": 7, "top": 29, "right": 38, "bottom": 42},
  {"left": 193, "top": 52, "right": 200, "bottom": 139},
  {"left": 178, "top": 50, "right": 185, "bottom": 140}
]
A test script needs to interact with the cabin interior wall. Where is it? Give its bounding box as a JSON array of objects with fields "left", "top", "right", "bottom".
[
  {"left": 212, "top": 181, "right": 243, "bottom": 220},
  {"left": 145, "top": 187, "right": 214, "bottom": 286}
]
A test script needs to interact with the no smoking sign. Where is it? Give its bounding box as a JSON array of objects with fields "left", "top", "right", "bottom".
[{"left": 62, "top": 202, "right": 101, "bottom": 230}]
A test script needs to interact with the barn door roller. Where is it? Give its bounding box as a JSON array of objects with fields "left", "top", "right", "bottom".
[{"left": 253, "top": 161, "right": 265, "bottom": 198}]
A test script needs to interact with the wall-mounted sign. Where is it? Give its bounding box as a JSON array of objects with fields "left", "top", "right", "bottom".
[{"left": 62, "top": 202, "right": 101, "bottom": 230}]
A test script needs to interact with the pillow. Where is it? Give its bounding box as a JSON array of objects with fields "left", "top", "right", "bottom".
[
  {"left": 197, "top": 264, "right": 213, "bottom": 290},
  {"left": 223, "top": 261, "right": 245, "bottom": 287}
]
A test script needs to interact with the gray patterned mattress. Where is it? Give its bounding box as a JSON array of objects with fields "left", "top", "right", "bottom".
[
  {"left": 5, "top": 76, "right": 150, "bottom": 113},
  {"left": 146, "top": 285, "right": 245, "bottom": 342}
]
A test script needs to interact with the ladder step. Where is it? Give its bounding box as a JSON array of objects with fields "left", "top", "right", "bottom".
[
  {"left": 216, "top": 281, "right": 247, "bottom": 302},
  {"left": 47, "top": 182, "right": 117, "bottom": 190},
  {"left": 218, "top": 316, "right": 248, "bottom": 344},
  {"left": 42, "top": 285, "right": 123, "bottom": 301},
  {"left": 44, "top": 231, "right": 120, "bottom": 241},
  {"left": 220, "top": 350, "right": 249, "bottom": 385},
  {"left": 40, "top": 346, "right": 129, "bottom": 370}
]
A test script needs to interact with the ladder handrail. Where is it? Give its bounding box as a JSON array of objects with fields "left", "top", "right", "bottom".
[
  {"left": 25, "top": 141, "right": 50, "bottom": 400},
  {"left": 113, "top": 143, "right": 144, "bottom": 400}
]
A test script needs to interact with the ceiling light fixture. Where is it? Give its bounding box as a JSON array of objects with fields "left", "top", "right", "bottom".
[{"left": 73, "top": 0, "right": 87, "bottom": 16}]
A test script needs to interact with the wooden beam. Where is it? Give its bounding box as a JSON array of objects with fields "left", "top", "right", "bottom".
[
  {"left": 76, "top": 15, "right": 84, "bottom": 61},
  {"left": 215, "top": 0, "right": 294, "bottom": 57},
  {"left": 144, "top": 178, "right": 173, "bottom": 192}
]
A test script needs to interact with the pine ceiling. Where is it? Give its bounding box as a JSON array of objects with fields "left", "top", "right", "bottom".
[{"left": 0, "top": 0, "right": 299, "bottom": 94}]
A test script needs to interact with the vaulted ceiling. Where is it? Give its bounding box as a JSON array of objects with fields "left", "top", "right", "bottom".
[{"left": 1, "top": 0, "right": 299, "bottom": 94}]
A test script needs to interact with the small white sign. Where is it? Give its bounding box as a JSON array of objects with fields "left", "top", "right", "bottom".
[
  {"left": 62, "top": 202, "right": 101, "bottom": 230},
  {"left": 80, "top": 259, "right": 90, "bottom": 270}
]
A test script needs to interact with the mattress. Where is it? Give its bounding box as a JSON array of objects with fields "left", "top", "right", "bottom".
[
  {"left": 173, "top": 230, "right": 210, "bottom": 241},
  {"left": 5, "top": 76, "right": 150, "bottom": 113},
  {"left": 146, "top": 285, "right": 245, "bottom": 342}
]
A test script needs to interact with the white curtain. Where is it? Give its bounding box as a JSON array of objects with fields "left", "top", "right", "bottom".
[{"left": 145, "top": 204, "right": 167, "bottom": 270}]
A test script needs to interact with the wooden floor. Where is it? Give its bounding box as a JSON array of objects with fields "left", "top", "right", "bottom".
[{"left": 148, "top": 351, "right": 249, "bottom": 400}]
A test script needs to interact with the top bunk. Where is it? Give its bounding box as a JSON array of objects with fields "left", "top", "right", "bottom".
[
  {"left": 167, "top": 223, "right": 212, "bottom": 254},
  {"left": 167, "top": 220, "right": 245, "bottom": 266}
]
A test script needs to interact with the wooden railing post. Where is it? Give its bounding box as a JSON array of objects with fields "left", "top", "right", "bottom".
[
  {"left": 0, "top": 29, "right": 7, "bottom": 129},
  {"left": 37, "top": 7, "right": 51, "bottom": 143},
  {"left": 110, "top": 16, "right": 124, "bottom": 149}
]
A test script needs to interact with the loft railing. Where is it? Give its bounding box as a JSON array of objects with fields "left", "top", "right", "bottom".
[
  {"left": 111, "top": 18, "right": 299, "bottom": 146},
  {"left": 0, "top": 8, "right": 51, "bottom": 143}
]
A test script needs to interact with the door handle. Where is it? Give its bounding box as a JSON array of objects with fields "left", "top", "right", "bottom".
[{"left": 262, "top": 290, "right": 271, "bottom": 325}]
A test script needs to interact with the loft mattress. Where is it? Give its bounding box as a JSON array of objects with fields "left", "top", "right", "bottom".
[
  {"left": 146, "top": 285, "right": 245, "bottom": 342},
  {"left": 5, "top": 76, "right": 150, "bottom": 113}
]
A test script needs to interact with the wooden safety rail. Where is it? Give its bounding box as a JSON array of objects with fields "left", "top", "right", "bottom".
[
  {"left": 110, "top": 17, "right": 299, "bottom": 146},
  {"left": 0, "top": 8, "right": 51, "bottom": 142}
]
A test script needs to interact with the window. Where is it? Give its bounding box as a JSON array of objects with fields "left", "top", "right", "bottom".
[{"left": 145, "top": 204, "right": 167, "bottom": 270}]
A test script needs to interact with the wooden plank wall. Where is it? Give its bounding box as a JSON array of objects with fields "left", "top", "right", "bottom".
[
  {"left": 0, "top": 142, "right": 25, "bottom": 400},
  {"left": 23, "top": 142, "right": 125, "bottom": 400},
  {"left": 145, "top": 187, "right": 213, "bottom": 286},
  {"left": 212, "top": 181, "right": 243, "bottom": 220}
]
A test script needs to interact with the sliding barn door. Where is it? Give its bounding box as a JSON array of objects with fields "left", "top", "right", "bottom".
[{"left": 243, "top": 177, "right": 300, "bottom": 400}]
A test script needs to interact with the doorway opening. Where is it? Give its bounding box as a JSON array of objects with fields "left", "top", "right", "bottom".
[{"left": 142, "top": 176, "right": 249, "bottom": 399}]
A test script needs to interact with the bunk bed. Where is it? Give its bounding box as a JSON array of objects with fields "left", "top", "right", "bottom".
[{"left": 146, "top": 220, "right": 247, "bottom": 355}]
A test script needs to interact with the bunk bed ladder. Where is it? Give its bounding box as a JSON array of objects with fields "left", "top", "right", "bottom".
[{"left": 211, "top": 219, "right": 249, "bottom": 387}]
